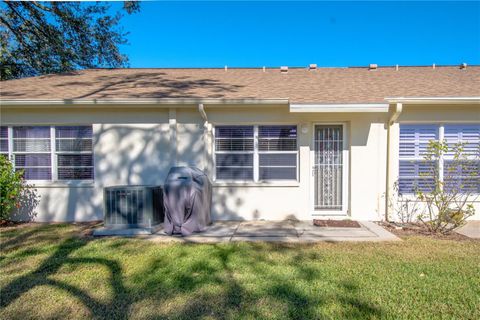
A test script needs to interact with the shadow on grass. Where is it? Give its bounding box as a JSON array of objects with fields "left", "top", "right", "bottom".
[{"left": 0, "top": 226, "right": 383, "bottom": 319}]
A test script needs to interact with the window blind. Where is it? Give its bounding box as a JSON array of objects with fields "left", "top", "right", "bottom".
[
  {"left": 214, "top": 125, "right": 298, "bottom": 181},
  {"left": 55, "top": 126, "right": 94, "bottom": 180},
  {"left": 215, "top": 126, "right": 254, "bottom": 180},
  {"left": 398, "top": 125, "right": 438, "bottom": 193},
  {"left": 258, "top": 125, "right": 297, "bottom": 180},
  {"left": 399, "top": 124, "right": 479, "bottom": 194},
  {"left": 443, "top": 124, "right": 480, "bottom": 193},
  {"left": 13, "top": 127, "right": 52, "bottom": 180},
  {"left": 2, "top": 125, "right": 94, "bottom": 181}
]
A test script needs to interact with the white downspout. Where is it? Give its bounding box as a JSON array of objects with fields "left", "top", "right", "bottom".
[
  {"left": 198, "top": 104, "right": 213, "bottom": 176},
  {"left": 389, "top": 102, "right": 403, "bottom": 125},
  {"left": 385, "top": 102, "right": 403, "bottom": 221}
]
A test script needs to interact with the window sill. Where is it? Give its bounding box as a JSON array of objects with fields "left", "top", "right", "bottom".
[
  {"left": 398, "top": 194, "right": 480, "bottom": 202},
  {"left": 213, "top": 180, "right": 300, "bottom": 187},
  {"left": 26, "top": 180, "right": 95, "bottom": 188}
]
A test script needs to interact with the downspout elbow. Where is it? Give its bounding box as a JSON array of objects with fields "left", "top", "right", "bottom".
[
  {"left": 198, "top": 103, "right": 208, "bottom": 124},
  {"left": 389, "top": 102, "right": 403, "bottom": 125}
]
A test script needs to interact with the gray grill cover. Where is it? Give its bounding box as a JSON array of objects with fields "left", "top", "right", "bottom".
[{"left": 163, "top": 167, "right": 212, "bottom": 236}]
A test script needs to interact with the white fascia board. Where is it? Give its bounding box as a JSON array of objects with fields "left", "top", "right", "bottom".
[
  {"left": 290, "top": 103, "right": 389, "bottom": 113},
  {"left": 385, "top": 97, "right": 480, "bottom": 104},
  {"left": 0, "top": 98, "right": 289, "bottom": 108}
]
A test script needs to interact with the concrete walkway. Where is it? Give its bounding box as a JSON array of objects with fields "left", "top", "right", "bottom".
[
  {"left": 134, "top": 220, "right": 401, "bottom": 243},
  {"left": 455, "top": 221, "right": 480, "bottom": 239}
]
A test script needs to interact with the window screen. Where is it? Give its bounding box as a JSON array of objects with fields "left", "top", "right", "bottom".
[
  {"left": 55, "top": 126, "right": 94, "bottom": 180},
  {"left": 13, "top": 126, "right": 52, "bottom": 180},
  {"left": 3, "top": 125, "right": 94, "bottom": 181},
  {"left": 215, "top": 126, "right": 254, "bottom": 180},
  {"left": 214, "top": 125, "right": 298, "bottom": 181},
  {"left": 258, "top": 125, "right": 297, "bottom": 180}
]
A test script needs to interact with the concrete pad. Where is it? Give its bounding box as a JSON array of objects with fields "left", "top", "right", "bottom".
[
  {"left": 148, "top": 235, "right": 231, "bottom": 243},
  {"left": 293, "top": 220, "right": 400, "bottom": 242},
  {"left": 231, "top": 236, "right": 299, "bottom": 243},
  {"left": 93, "top": 224, "right": 162, "bottom": 236},
  {"left": 235, "top": 221, "right": 298, "bottom": 237},
  {"left": 153, "top": 221, "right": 238, "bottom": 237},
  {"left": 92, "top": 220, "right": 400, "bottom": 243},
  {"left": 145, "top": 221, "right": 239, "bottom": 243},
  {"left": 194, "top": 221, "right": 240, "bottom": 237},
  {"left": 359, "top": 221, "right": 401, "bottom": 241},
  {"left": 455, "top": 221, "right": 480, "bottom": 239}
]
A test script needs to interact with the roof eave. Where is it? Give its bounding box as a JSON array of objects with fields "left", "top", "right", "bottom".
[
  {"left": 385, "top": 97, "right": 480, "bottom": 104},
  {"left": 0, "top": 98, "right": 290, "bottom": 107},
  {"left": 290, "top": 103, "right": 389, "bottom": 113}
]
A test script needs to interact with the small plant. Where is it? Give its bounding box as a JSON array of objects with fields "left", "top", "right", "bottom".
[
  {"left": 0, "top": 156, "right": 39, "bottom": 221},
  {"left": 414, "top": 141, "right": 478, "bottom": 234},
  {"left": 386, "top": 181, "right": 421, "bottom": 224}
]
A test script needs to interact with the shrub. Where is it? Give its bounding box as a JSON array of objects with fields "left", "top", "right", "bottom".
[
  {"left": 414, "top": 141, "right": 478, "bottom": 234},
  {"left": 0, "top": 156, "right": 39, "bottom": 220}
]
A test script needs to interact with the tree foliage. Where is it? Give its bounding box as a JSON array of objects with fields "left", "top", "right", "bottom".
[{"left": 0, "top": 1, "right": 140, "bottom": 80}]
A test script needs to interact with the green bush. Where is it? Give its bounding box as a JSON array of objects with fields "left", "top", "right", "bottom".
[
  {"left": 0, "top": 156, "right": 37, "bottom": 220},
  {"left": 414, "top": 141, "right": 477, "bottom": 234}
]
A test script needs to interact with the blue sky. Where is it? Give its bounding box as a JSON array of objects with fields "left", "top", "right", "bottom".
[{"left": 118, "top": 1, "right": 480, "bottom": 68}]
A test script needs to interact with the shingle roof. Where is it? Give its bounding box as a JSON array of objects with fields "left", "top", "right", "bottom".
[{"left": 1, "top": 66, "right": 479, "bottom": 104}]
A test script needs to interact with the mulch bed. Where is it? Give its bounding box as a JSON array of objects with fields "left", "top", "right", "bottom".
[
  {"left": 377, "top": 221, "right": 473, "bottom": 241},
  {"left": 0, "top": 220, "right": 28, "bottom": 228},
  {"left": 313, "top": 219, "right": 361, "bottom": 228}
]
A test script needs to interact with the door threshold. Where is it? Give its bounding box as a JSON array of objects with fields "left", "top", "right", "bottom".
[{"left": 311, "top": 214, "right": 350, "bottom": 220}]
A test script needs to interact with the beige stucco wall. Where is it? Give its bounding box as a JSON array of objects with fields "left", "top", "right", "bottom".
[{"left": 2, "top": 103, "right": 478, "bottom": 222}]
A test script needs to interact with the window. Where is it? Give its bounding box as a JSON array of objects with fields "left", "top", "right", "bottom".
[
  {"left": 13, "top": 127, "right": 52, "bottom": 180},
  {"left": 215, "top": 126, "right": 254, "bottom": 180},
  {"left": 443, "top": 124, "right": 480, "bottom": 193},
  {"left": 399, "top": 124, "right": 479, "bottom": 194},
  {"left": 56, "top": 126, "right": 94, "bottom": 180},
  {"left": 258, "top": 125, "right": 297, "bottom": 180},
  {"left": 0, "top": 126, "right": 8, "bottom": 158},
  {"left": 215, "top": 125, "right": 298, "bottom": 181},
  {"left": 1, "top": 125, "right": 93, "bottom": 181}
]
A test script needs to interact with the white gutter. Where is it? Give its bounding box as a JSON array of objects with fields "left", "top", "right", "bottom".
[
  {"left": 385, "top": 97, "right": 480, "bottom": 104},
  {"left": 290, "top": 103, "right": 389, "bottom": 113},
  {"left": 0, "top": 98, "right": 289, "bottom": 107},
  {"left": 384, "top": 102, "right": 403, "bottom": 221}
]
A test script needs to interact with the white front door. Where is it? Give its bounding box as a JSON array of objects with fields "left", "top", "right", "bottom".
[{"left": 312, "top": 124, "right": 348, "bottom": 216}]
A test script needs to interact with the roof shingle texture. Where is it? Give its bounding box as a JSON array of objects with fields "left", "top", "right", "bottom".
[{"left": 1, "top": 66, "right": 479, "bottom": 103}]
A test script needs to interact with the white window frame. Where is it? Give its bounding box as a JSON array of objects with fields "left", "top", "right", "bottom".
[
  {"left": 213, "top": 124, "right": 299, "bottom": 183},
  {"left": 398, "top": 122, "right": 480, "bottom": 195},
  {"left": 1, "top": 125, "right": 94, "bottom": 184}
]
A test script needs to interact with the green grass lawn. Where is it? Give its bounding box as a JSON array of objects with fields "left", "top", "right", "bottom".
[{"left": 1, "top": 224, "right": 479, "bottom": 320}]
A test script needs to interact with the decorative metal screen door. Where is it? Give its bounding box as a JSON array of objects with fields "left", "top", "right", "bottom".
[{"left": 313, "top": 125, "right": 344, "bottom": 211}]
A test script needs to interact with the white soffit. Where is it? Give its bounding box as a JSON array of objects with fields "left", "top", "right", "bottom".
[{"left": 289, "top": 103, "right": 389, "bottom": 113}]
